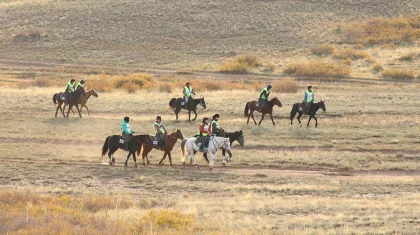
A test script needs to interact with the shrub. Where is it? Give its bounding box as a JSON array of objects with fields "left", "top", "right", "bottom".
[
  {"left": 381, "top": 43, "right": 397, "bottom": 49},
  {"left": 284, "top": 61, "right": 350, "bottom": 77},
  {"left": 272, "top": 78, "right": 299, "bottom": 93},
  {"left": 310, "top": 44, "right": 335, "bottom": 56},
  {"left": 220, "top": 55, "right": 260, "bottom": 74},
  {"left": 399, "top": 53, "right": 416, "bottom": 61},
  {"left": 372, "top": 63, "right": 384, "bottom": 72},
  {"left": 121, "top": 82, "right": 140, "bottom": 94},
  {"left": 263, "top": 63, "right": 276, "bottom": 72},
  {"left": 337, "top": 17, "right": 420, "bottom": 45},
  {"left": 89, "top": 80, "right": 114, "bottom": 92},
  {"left": 382, "top": 69, "right": 415, "bottom": 80},
  {"left": 332, "top": 48, "right": 369, "bottom": 60},
  {"left": 139, "top": 209, "right": 194, "bottom": 231}
]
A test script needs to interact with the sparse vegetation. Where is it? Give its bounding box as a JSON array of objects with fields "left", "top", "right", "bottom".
[
  {"left": 399, "top": 53, "right": 416, "bottom": 61},
  {"left": 13, "top": 27, "right": 46, "bottom": 40},
  {"left": 382, "top": 69, "right": 416, "bottom": 80},
  {"left": 310, "top": 44, "right": 336, "bottom": 56},
  {"left": 220, "top": 55, "right": 260, "bottom": 74},
  {"left": 372, "top": 63, "right": 384, "bottom": 72},
  {"left": 272, "top": 78, "right": 299, "bottom": 93},
  {"left": 284, "top": 61, "right": 350, "bottom": 77},
  {"left": 337, "top": 17, "right": 420, "bottom": 45}
]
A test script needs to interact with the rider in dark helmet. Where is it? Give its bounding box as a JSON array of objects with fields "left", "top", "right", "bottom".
[
  {"left": 258, "top": 84, "right": 272, "bottom": 111},
  {"left": 196, "top": 117, "right": 212, "bottom": 152},
  {"left": 153, "top": 116, "right": 168, "bottom": 147},
  {"left": 121, "top": 116, "right": 134, "bottom": 151},
  {"left": 182, "top": 82, "right": 195, "bottom": 108},
  {"left": 211, "top": 114, "right": 223, "bottom": 136},
  {"left": 76, "top": 79, "right": 86, "bottom": 91}
]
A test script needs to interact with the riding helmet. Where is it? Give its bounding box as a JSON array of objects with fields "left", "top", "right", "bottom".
[
  {"left": 156, "top": 115, "right": 161, "bottom": 120},
  {"left": 308, "top": 85, "right": 312, "bottom": 89},
  {"left": 202, "top": 117, "right": 209, "bottom": 123},
  {"left": 213, "top": 114, "right": 220, "bottom": 119},
  {"left": 71, "top": 78, "right": 75, "bottom": 82},
  {"left": 267, "top": 84, "right": 272, "bottom": 89},
  {"left": 81, "top": 79, "right": 86, "bottom": 84},
  {"left": 186, "top": 82, "right": 190, "bottom": 86},
  {"left": 124, "top": 116, "right": 130, "bottom": 122}
]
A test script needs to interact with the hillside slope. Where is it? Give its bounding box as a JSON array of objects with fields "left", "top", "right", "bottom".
[{"left": 0, "top": 0, "right": 419, "bottom": 69}]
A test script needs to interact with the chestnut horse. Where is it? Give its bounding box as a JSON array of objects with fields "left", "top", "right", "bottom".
[
  {"left": 136, "top": 129, "right": 185, "bottom": 167},
  {"left": 69, "top": 88, "right": 98, "bottom": 115},
  {"left": 244, "top": 97, "right": 282, "bottom": 125}
]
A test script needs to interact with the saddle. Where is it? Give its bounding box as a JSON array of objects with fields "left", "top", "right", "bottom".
[
  {"left": 60, "top": 93, "right": 68, "bottom": 101},
  {"left": 153, "top": 135, "right": 167, "bottom": 149}
]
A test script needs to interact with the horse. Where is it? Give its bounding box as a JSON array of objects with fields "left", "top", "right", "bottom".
[
  {"left": 136, "top": 129, "right": 185, "bottom": 167},
  {"left": 66, "top": 88, "right": 98, "bottom": 115},
  {"left": 53, "top": 87, "right": 85, "bottom": 118},
  {"left": 169, "top": 97, "right": 206, "bottom": 122},
  {"left": 101, "top": 134, "right": 153, "bottom": 167},
  {"left": 244, "top": 97, "right": 282, "bottom": 125},
  {"left": 201, "top": 130, "right": 244, "bottom": 164},
  {"left": 181, "top": 136, "right": 231, "bottom": 169},
  {"left": 290, "top": 101, "right": 326, "bottom": 128}
]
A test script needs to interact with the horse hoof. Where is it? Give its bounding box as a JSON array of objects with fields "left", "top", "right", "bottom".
[
  {"left": 135, "top": 164, "right": 138, "bottom": 168},
  {"left": 195, "top": 164, "right": 200, "bottom": 169},
  {"left": 209, "top": 167, "right": 213, "bottom": 170},
  {"left": 124, "top": 164, "right": 128, "bottom": 167}
]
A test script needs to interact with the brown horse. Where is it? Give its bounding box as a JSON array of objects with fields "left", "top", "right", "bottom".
[
  {"left": 244, "top": 97, "right": 282, "bottom": 125},
  {"left": 69, "top": 88, "right": 98, "bottom": 115},
  {"left": 136, "top": 129, "right": 185, "bottom": 167},
  {"left": 53, "top": 87, "right": 85, "bottom": 118}
]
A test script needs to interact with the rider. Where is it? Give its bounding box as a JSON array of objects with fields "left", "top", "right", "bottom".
[
  {"left": 76, "top": 79, "right": 85, "bottom": 91},
  {"left": 258, "top": 84, "right": 272, "bottom": 111},
  {"left": 64, "top": 78, "right": 76, "bottom": 101},
  {"left": 211, "top": 114, "right": 223, "bottom": 136},
  {"left": 197, "top": 117, "right": 212, "bottom": 152},
  {"left": 183, "top": 82, "right": 195, "bottom": 108},
  {"left": 153, "top": 116, "right": 168, "bottom": 147},
  {"left": 121, "top": 116, "right": 134, "bottom": 151},
  {"left": 299, "top": 85, "right": 314, "bottom": 113}
]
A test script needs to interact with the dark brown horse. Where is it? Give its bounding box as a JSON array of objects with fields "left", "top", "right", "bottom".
[
  {"left": 244, "top": 97, "right": 282, "bottom": 125},
  {"left": 53, "top": 87, "right": 85, "bottom": 118},
  {"left": 101, "top": 134, "right": 153, "bottom": 167},
  {"left": 169, "top": 97, "right": 206, "bottom": 122},
  {"left": 136, "top": 129, "right": 185, "bottom": 167},
  {"left": 290, "top": 101, "right": 326, "bottom": 128}
]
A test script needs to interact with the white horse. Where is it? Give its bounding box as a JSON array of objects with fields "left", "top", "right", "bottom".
[{"left": 181, "top": 136, "right": 232, "bottom": 169}]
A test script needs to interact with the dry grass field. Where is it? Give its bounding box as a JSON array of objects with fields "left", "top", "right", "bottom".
[{"left": 1, "top": 0, "right": 420, "bottom": 234}]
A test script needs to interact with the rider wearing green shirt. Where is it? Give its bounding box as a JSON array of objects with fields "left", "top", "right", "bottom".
[
  {"left": 183, "top": 82, "right": 195, "bottom": 108},
  {"left": 258, "top": 84, "right": 272, "bottom": 111},
  {"left": 211, "top": 114, "right": 223, "bottom": 136},
  {"left": 300, "top": 85, "right": 314, "bottom": 113},
  {"left": 64, "top": 78, "right": 76, "bottom": 101},
  {"left": 153, "top": 116, "right": 168, "bottom": 147}
]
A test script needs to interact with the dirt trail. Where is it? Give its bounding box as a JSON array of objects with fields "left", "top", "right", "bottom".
[{"left": 0, "top": 58, "right": 401, "bottom": 85}]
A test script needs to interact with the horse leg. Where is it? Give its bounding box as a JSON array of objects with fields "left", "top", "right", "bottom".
[
  {"left": 208, "top": 152, "right": 215, "bottom": 170},
  {"left": 258, "top": 113, "right": 265, "bottom": 125},
  {"left": 175, "top": 108, "right": 180, "bottom": 120},
  {"left": 203, "top": 153, "right": 209, "bottom": 163},
  {"left": 55, "top": 104, "right": 60, "bottom": 117},
  {"left": 188, "top": 110, "right": 191, "bottom": 122},
  {"left": 222, "top": 148, "right": 227, "bottom": 166},
  {"left": 269, "top": 112, "right": 275, "bottom": 126},
  {"left": 66, "top": 104, "right": 72, "bottom": 118},
  {"left": 108, "top": 148, "right": 117, "bottom": 165},
  {"left": 60, "top": 103, "right": 66, "bottom": 117},
  {"left": 192, "top": 109, "right": 197, "bottom": 121},
  {"left": 313, "top": 116, "right": 318, "bottom": 128},
  {"left": 124, "top": 152, "right": 131, "bottom": 167},
  {"left": 168, "top": 152, "right": 173, "bottom": 168},
  {"left": 251, "top": 111, "right": 257, "bottom": 125},
  {"left": 307, "top": 116, "right": 312, "bottom": 127},
  {"left": 132, "top": 151, "right": 138, "bottom": 168},
  {"left": 142, "top": 153, "right": 146, "bottom": 166},
  {"left": 75, "top": 104, "right": 82, "bottom": 118},
  {"left": 297, "top": 112, "right": 303, "bottom": 127},
  {"left": 84, "top": 105, "right": 90, "bottom": 116},
  {"left": 159, "top": 152, "right": 167, "bottom": 165}
]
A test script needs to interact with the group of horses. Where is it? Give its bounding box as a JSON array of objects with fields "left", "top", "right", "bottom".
[{"left": 52, "top": 87, "right": 98, "bottom": 118}]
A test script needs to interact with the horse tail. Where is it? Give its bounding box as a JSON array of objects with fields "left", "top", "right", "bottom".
[
  {"left": 52, "top": 94, "right": 57, "bottom": 106},
  {"left": 290, "top": 103, "right": 298, "bottom": 120},
  {"left": 244, "top": 102, "right": 249, "bottom": 116},
  {"left": 136, "top": 144, "right": 143, "bottom": 157},
  {"left": 181, "top": 138, "right": 188, "bottom": 157},
  {"left": 101, "top": 136, "right": 109, "bottom": 157},
  {"left": 169, "top": 98, "right": 176, "bottom": 108}
]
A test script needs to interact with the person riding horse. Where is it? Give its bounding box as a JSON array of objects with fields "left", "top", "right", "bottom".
[
  {"left": 299, "top": 85, "right": 314, "bottom": 113},
  {"left": 196, "top": 117, "right": 212, "bottom": 152},
  {"left": 183, "top": 82, "right": 196, "bottom": 108},
  {"left": 121, "top": 116, "right": 134, "bottom": 151},
  {"left": 153, "top": 116, "right": 168, "bottom": 147},
  {"left": 76, "top": 79, "right": 86, "bottom": 91},
  {"left": 64, "top": 78, "right": 76, "bottom": 101},
  {"left": 211, "top": 114, "right": 223, "bottom": 136},
  {"left": 258, "top": 84, "right": 272, "bottom": 111}
]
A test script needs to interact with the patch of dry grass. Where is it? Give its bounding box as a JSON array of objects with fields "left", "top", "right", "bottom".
[
  {"left": 284, "top": 61, "right": 350, "bottom": 77},
  {"left": 372, "top": 63, "right": 384, "bottom": 72},
  {"left": 310, "top": 44, "right": 336, "bottom": 56},
  {"left": 332, "top": 48, "right": 369, "bottom": 60},
  {"left": 271, "top": 78, "right": 299, "bottom": 93},
  {"left": 338, "top": 17, "right": 420, "bottom": 45},
  {"left": 382, "top": 69, "right": 416, "bottom": 80},
  {"left": 13, "top": 27, "right": 46, "bottom": 40},
  {"left": 399, "top": 52, "right": 417, "bottom": 61},
  {"left": 220, "top": 55, "right": 260, "bottom": 74}
]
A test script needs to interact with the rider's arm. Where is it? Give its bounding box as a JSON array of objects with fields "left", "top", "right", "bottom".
[
  {"left": 154, "top": 124, "right": 162, "bottom": 134},
  {"left": 304, "top": 92, "right": 307, "bottom": 102}
]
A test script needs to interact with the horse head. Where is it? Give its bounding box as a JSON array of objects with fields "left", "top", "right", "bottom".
[
  {"left": 272, "top": 97, "right": 282, "bottom": 107},
  {"left": 320, "top": 100, "right": 326, "bottom": 112},
  {"left": 238, "top": 130, "right": 245, "bottom": 146},
  {"left": 200, "top": 97, "right": 206, "bottom": 109},
  {"left": 92, "top": 89, "right": 98, "bottom": 98},
  {"left": 176, "top": 128, "right": 185, "bottom": 140}
]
